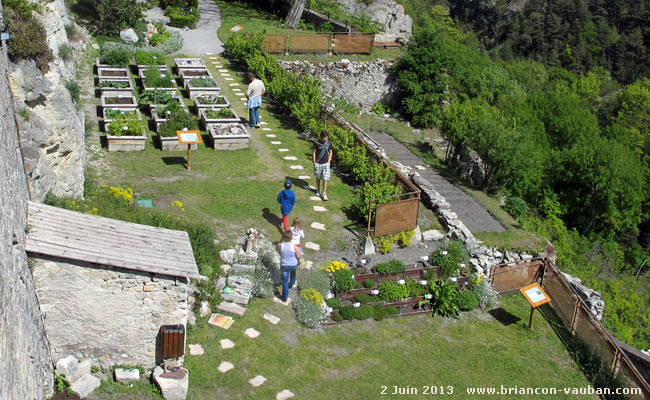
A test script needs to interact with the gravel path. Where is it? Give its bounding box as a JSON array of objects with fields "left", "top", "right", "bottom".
[
  {"left": 368, "top": 132, "right": 505, "bottom": 233},
  {"left": 145, "top": 0, "right": 224, "bottom": 55}
]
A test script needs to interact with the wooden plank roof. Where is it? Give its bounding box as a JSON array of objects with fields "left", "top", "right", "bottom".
[{"left": 25, "top": 201, "right": 201, "bottom": 279}]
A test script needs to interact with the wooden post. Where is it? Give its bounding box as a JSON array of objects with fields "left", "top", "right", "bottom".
[
  {"left": 187, "top": 144, "right": 192, "bottom": 171},
  {"left": 528, "top": 306, "right": 535, "bottom": 331}
]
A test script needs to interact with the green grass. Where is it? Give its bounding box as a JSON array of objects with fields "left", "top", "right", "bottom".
[
  {"left": 95, "top": 377, "right": 163, "bottom": 399},
  {"left": 216, "top": 0, "right": 286, "bottom": 43},
  {"left": 272, "top": 47, "right": 405, "bottom": 63},
  {"left": 186, "top": 295, "right": 596, "bottom": 399}
]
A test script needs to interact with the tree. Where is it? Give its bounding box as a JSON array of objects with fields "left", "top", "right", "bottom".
[
  {"left": 285, "top": 0, "right": 306, "bottom": 30},
  {"left": 94, "top": 0, "right": 142, "bottom": 32}
]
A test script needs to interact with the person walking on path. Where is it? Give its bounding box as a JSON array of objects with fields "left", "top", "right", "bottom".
[
  {"left": 276, "top": 230, "right": 301, "bottom": 302},
  {"left": 246, "top": 72, "right": 265, "bottom": 128},
  {"left": 277, "top": 179, "right": 296, "bottom": 231},
  {"left": 290, "top": 217, "right": 305, "bottom": 255},
  {"left": 313, "top": 131, "right": 333, "bottom": 201}
]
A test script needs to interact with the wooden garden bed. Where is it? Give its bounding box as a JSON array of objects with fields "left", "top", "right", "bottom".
[
  {"left": 100, "top": 93, "right": 138, "bottom": 109},
  {"left": 207, "top": 123, "right": 250, "bottom": 150},
  {"left": 97, "top": 67, "right": 130, "bottom": 80}
]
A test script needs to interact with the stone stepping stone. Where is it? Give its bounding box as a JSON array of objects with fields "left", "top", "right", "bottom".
[
  {"left": 260, "top": 121, "right": 268, "bottom": 125},
  {"left": 206, "top": 52, "right": 214, "bottom": 55},
  {"left": 313, "top": 206, "right": 327, "bottom": 212},
  {"left": 218, "top": 301, "right": 246, "bottom": 317},
  {"left": 244, "top": 328, "right": 260, "bottom": 338},
  {"left": 188, "top": 344, "right": 204, "bottom": 356},
  {"left": 309, "top": 196, "right": 322, "bottom": 201},
  {"left": 272, "top": 297, "right": 292, "bottom": 306},
  {"left": 262, "top": 128, "right": 272, "bottom": 131},
  {"left": 220, "top": 339, "right": 235, "bottom": 349},
  {"left": 299, "top": 175, "right": 311, "bottom": 179},
  {"left": 221, "top": 73, "right": 231, "bottom": 76},
  {"left": 225, "top": 78, "right": 234, "bottom": 81},
  {"left": 414, "top": 165, "right": 426, "bottom": 170},
  {"left": 305, "top": 184, "right": 316, "bottom": 190},
  {"left": 266, "top": 134, "right": 276, "bottom": 138},
  {"left": 283, "top": 156, "right": 298, "bottom": 161},
  {"left": 311, "top": 222, "right": 326, "bottom": 230},
  {"left": 219, "top": 69, "right": 228, "bottom": 72},
  {"left": 209, "top": 56, "right": 217, "bottom": 59},
  {"left": 263, "top": 313, "right": 281, "bottom": 325},
  {"left": 229, "top": 83, "right": 239, "bottom": 86},
  {"left": 271, "top": 141, "right": 282, "bottom": 145},
  {"left": 232, "top": 87, "right": 242, "bottom": 91},
  {"left": 277, "top": 390, "right": 295, "bottom": 400},
  {"left": 249, "top": 375, "right": 266, "bottom": 387},
  {"left": 290, "top": 165, "right": 304, "bottom": 170},
  {"left": 304, "top": 242, "right": 320, "bottom": 251},
  {"left": 278, "top": 148, "right": 289, "bottom": 152},
  {"left": 92, "top": 43, "right": 100, "bottom": 50},
  {"left": 218, "top": 362, "right": 234, "bottom": 373},
  {"left": 240, "top": 97, "right": 247, "bottom": 101}
]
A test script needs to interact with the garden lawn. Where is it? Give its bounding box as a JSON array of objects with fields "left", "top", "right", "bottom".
[{"left": 186, "top": 295, "right": 596, "bottom": 399}]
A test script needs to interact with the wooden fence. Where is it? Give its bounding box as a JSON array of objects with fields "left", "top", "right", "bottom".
[{"left": 263, "top": 33, "right": 374, "bottom": 54}]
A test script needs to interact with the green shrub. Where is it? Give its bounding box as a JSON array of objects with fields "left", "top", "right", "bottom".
[
  {"left": 17, "top": 108, "right": 30, "bottom": 121},
  {"left": 189, "top": 77, "right": 217, "bottom": 87},
  {"left": 357, "top": 181, "right": 400, "bottom": 221},
  {"left": 6, "top": 10, "right": 53, "bottom": 72},
  {"left": 353, "top": 293, "right": 375, "bottom": 304},
  {"left": 149, "top": 29, "right": 171, "bottom": 47},
  {"left": 58, "top": 44, "right": 72, "bottom": 60},
  {"left": 446, "top": 240, "right": 470, "bottom": 266},
  {"left": 332, "top": 268, "right": 356, "bottom": 294},
  {"left": 158, "top": 109, "right": 198, "bottom": 137},
  {"left": 370, "top": 102, "right": 388, "bottom": 115},
  {"left": 98, "top": 80, "right": 130, "bottom": 89},
  {"left": 375, "top": 259, "right": 406, "bottom": 275},
  {"left": 294, "top": 296, "right": 326, "bottom": 328},
  {"left": 64, "top": 24, "right": 78, "bottom": 41},
  {"left": 154, "top": 101, "right": 182, "bottom": 116},
  {"left": 504, "top": 196, "right": 529, "bottom": 219},
  {"left": 205, "top": 108, "right": 235, "bottom": 119},
  {"left": 145, "top": 66, "right": 175, "bottom": 88},
  {"left": 373, "top": 305, "right": 399, "bottom": 321},
  {"left": 194, "top": 275, "right": 221, "bottom": 310},
  {"left": 428, "top": 250, "right": 444, "bottom": 266},
  {"left": 405, "top": 279, "right": 425, "bottom": 297},
  {"left": 439, "top": 256, "right": 459, "bottom": 278},
  {"left": 457, "top": 290, "right": 480, "bottom": 311},
  {"left": 134, "top": 50, "right": 165, "bottom": 65},
  {"left": 354, "top": 280, "right": 364, "bottom": 289},
  {"left": 363, "top": 278, "right": 376, "bottom": 288},
  {"left": 102, "top": 49, "right": 131, "bottom": 66},
  {"left": 376, "top": 236, "right": 394, "bottom": 254},
  {"left": 300, "top": 288, "right": 324, "bottom": 305},
  {"left": 430, "top": 280, "right": 459, "bottom": 318},
  {"left": 378, "top": 281, "right": 409, "bottom": 301},
  {"left": 105, "top": 109, "right": 138, "bottom": 120},
  {"left": 95, "top": 0, "right": 143, "bottom": 32},
  {"left": 298, "top": 269, "right": 331, "bottom": 296},
  {"left": 169, "top": 13, "right": 199, "bottom": 29},
  {"left": 396, "top": 229, "right": 415, "bottom": 247},
  {"left": 65, "top": 81, "right": 80, "bottom": 105},
  {"left": 340, "top": 305, "right": 375, "bottom": 320},
  {"left": 107, "top": 112, "right": 144, "bottom": 136},
  {"left": 332, "top": 310, "right": 343, "bottom": 322},
  {"left": 325, "top": 297, "right": 342, "bottom": 308},
  {"left": 139, "top": 89, "right": 173, "bottom": 105},
  {"left": 102, "top": 32, "right": 183, "bottom": 56}
]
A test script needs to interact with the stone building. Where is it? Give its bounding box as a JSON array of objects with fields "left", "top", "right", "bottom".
[{"left": 25, "top": 201, "right": 200, "bottom": 370}]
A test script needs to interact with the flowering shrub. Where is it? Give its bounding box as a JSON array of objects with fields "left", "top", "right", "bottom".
[
  {"left": 294, "top": 296, "right": 326, "bottom": 328},
  {"left": 298, "top": 269, "right": 331, "bottom": 296},
  {"left": 99, "top": 185, "right": 134, "bottom": 203},
  {"left": 473, "top": 279, "right": 498, "bottom": 308},
  {"left": 102, "top": 31, "right": 183, "bottom": 56},
  {"left": 320, "top": 260, "right": 348, "bottom": 274},
  {"left": 300, "top": 288, "right": 324, "bottom": 306},
  {"left": 332, "top": 268, "right": 356, "bottom": 293},
  {"left": 170, "top": 200, "right": 185, "bottom": 212}
]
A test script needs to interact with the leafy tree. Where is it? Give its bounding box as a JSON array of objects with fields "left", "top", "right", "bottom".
[{"left": 94, "top": 0, "right": 142, "bottom": 32}]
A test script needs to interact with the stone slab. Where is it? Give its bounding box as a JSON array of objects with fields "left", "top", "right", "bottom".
[
  {"left": 260, "top": 122, "right": 268, "bottom": 125},
  {"left": 311, "top": 222, "right": 326, "bottom": 230},
  {"left": 219, "top": 69, "right": 228, "bottom": 72},
  {"left": 290, "top": 165, "right": 304, "bottom": 170},
  {"left": 422, "top": 229, "right": 445, "bottom": 241},
  {"left": 188, "top": 344, "right": 204, "bottom": 356},
  {"left": 221, "top": 73, "right": 231, "bottom": 76},
  {"left": 262, "top": 128, "right": 271, "bottom": 131},
  {"left": 70, "top": 374, "right": 100, "bottom": 398},
  {"left": 244, "top": 327, "right": 260, "bottom": 338},
  {"left": 278, "top": 148, "right": 289, "bottom": 152},
  {"left": 266, "top": 134, "right": 276, "bottom": 137},
  {"left": 298, "top": 175, "right": 311, "bottom": 179},
  {"left": 76, "top": 360, "right": 92, "bottom": 381},
  {"left": 249, "top": 375, "right": 266, "bottom": 387},
  {"left": 229, "top": 83, "right": 239, "bottom": 86},
  {"left": 283, "top": 156, "right": 298, "bottom": 161},
  {"left": 309, "top": 196, "right": 322, "bottom": 201},
  {"left": 228, "top": 275, "right": 254, "bottom": 291},
  {"left": 240, "top": 97, "right": 247, "bottom": 101},
  {"left": 55, "top": 355, "right": 79, "bottom": 380},
  {"left": 225, "top": 78, "right": 234, "bottom": 80},
  {"left": 217, "top": 301, "right": 246, "bottom": 317},
  {"left": 209, "top": 57, "right": 218, "bottom": 59},
  {"left": 414, "top": 165, "right": 426, "bottom": 170},
  {"left": 220, "top": 339, "right": 235, "bottom": 349},
  {"left": 263, "top": 313, "right": 280, "bottom": 325},
  {"left": 222, "top": 291, "right": 250, "bottom": 305},
  {"left": 271, "top": 141, "right": 282, "bottom": 145},
  {"left": 277, "top": 389, "right": 295, "bottom": 400},
  {"left": 115, "top": 367, "right": 140, "bottom": 382},
  {"left": 304, "top": 242, "right": 320, "bottom": 251},
  {"left": 153, "top": 366, "right": 188, "bottom": 400},
  {"left": 231, "top": 263, "right": 255, "bottom": 273},
  {"left": 272, "top": 297, "right": 292, "bottom": 306},
  {"left": 313, "top": 206, "right": 327, "bottom": 212},
  {"left": 218, "top": 362, "right": 234, "bottom": 373}
]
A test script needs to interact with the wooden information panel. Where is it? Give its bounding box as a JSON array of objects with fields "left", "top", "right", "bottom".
[
  {"left": 520, "top": 283, "right": 551, "bottom": 308},
  {"left": 176, "top": 130, "right": 202, "bottom": 144},
  {"left": 374, "top": 197, "right": 419, "bottom": 237}
]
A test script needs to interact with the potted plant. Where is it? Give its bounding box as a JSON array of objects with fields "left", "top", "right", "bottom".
[
  {"left": 105, "top": 112, "right": 146, "bottom": 152},
  {"left": 139, "top": 89, "right": 180, "bottom": 112},
  {"left": 158, "top": 109, "right": 200, "bottom": 151}
]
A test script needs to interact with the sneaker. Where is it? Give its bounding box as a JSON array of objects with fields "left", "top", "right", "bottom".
[
  {"left": 315, "top": 191, "right": 321, "bottom": 197},
  {"left": 322, "top": 193, "right": 328, "bottom": 201},
  {"left": 255, "top": 124, "right": 261, "bottom": 128}
]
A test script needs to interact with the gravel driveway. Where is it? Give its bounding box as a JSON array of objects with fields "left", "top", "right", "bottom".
[{"left": 145, "top": 0, "right": 224, "bottom": 55}]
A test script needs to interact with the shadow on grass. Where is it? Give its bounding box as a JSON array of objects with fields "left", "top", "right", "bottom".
[
  {"left": 262, "top": 207, "right": 283, "bottom": 234},
  {"left": 162, "top": 157, "right": 187, "bottom": 168},
  {"left": 489, "top": 307, "right": 521, "bottom": 326}
]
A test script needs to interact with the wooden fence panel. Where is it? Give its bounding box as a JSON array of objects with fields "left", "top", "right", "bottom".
[
  {"left": 263, "top": 34, "right": 286, "bottom": 53},
  {"left": 290, "top": 34, "right": 330, "bottom": 53},
  {"left": 332, "top": 33, "right": 373, "bottom": 54}
]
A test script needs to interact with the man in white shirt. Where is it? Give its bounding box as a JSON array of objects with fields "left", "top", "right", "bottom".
[{"left": 245, "top": 72, "right": 265, "bottom": 128}]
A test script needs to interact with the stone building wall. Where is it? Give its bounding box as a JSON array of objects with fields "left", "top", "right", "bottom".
[
  {"left": 31, "top": 257, "right": 189, "bottom": 370},
  {"left": 279, "top": 59, "right": 399, "bottom": 111},
  {"left": 0, "top": 13, "right": 54, "bottom": 399}
]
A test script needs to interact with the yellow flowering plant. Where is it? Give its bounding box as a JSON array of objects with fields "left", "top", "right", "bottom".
[
  {"left": 319, "top": 260, "right": 348, "bottom": 274},
  {"left": 300, "top": 288, "right": 324, "bottom": 305}
]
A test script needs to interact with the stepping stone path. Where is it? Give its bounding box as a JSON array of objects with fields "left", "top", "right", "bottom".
[
  {"left": 305, "top": 185, "right": 316, "bottom": 190},
  {"left": 313, "top": 206, "right": 327, "bottom": 212},
  {"left": 271, "top": 141, "right": 282, "bottom": 145},
  {"left": 299, "top": 175, "right": 311, "bottom": 179},
  {"left": 260, "top": 122, "right": 268, "bottom": 125},
  {"left": 309, "top": 196, "right": 322, "bottom": 201},
  {"left": 218, "top": 362, "right": 234, "bottom": 373},
  {"left": 266, "top": 134, "right": 276, "bottom": 138},
  {"left": 220, "top": 339, "right": 235, "bottom": 349},
  {"left": 262, "top": 128, "right": 272, "bottom": 131},
  {"left": 219, "top": 69, "right": 228, "bottom": 72},
  {"left": 311, "top": 222, "right": 326, "bottom": 230},
  {"left": 221, "top": 73, "right": 231, "bottom": 76},
  {"left": 209, "top": 57, "right": 218, "bottom": 59},
  {"left": 188, "top": 344, "right": 204, "bottom": 356},
  {"left": 226, "top": 78, "right": 234, "bottom": 80},
  {"left": 229, "top": 83, "right": 239, "bottom": 86},
  {"left": 290, "top": 165, "right": 304, "bottom": 170},
  {"left": 273, "top": 297, "right": 292, "bottom": 306},
  {"left": 244, "top": 328, "right": 260, "bottom": 338},
  {"left": 249, "top": 375, "right": 267, "bottom": 387},
  {"left": 240, "top": 97, "right": 247, "bottom": 101},
  {"left": 414, "top": 165, "right": 426, "bottom": 170},
  {"left": 218, "top": 301, "right": 246, "bottom": 317},
  {"left": 283, "top": 156, "right": 298, "bottom": 161},
  {"left": 263, "top": 313, "right": 280, "bottom": 325},
  {"left": 277, "top": 390, "right": 295, "bottom": 400},
  {"left": 278, "top": 148, "right": 289, "bottom": 152},
  {"left": 304, "top": 242, "right": 320, "bottom": 251}
]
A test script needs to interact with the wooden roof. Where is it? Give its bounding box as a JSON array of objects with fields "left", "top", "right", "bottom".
[{"left": 25, "top": 201, "right": 201, "bottom": 279}]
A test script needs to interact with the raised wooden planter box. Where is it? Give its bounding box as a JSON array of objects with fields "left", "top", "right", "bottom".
[
  {"left": 141, "top": 78, "right": 177, "bottom": 93},
  {"left": 353, "top": 262, "right": 430, "bottom": 285},
  {"left": 179, "top": 68, "right": 212, "bottom": 83},
  {"left": 199, "top": 108, "right": 240, "bottom": 126},
  {"left": 207, "top": 123, "right": 250, "bottom": 150},
  {"left": 95, "top": 58, "right": 117, "bottom": 69},
  {"left": 174, "top": 58, "right": 206, "bottom": 70},
  {"left": 159, "top": 135, "right": 198, "bottom": 151},
  {"left": 97, "top": 67, "right": 130, "bottom": 80},
  {"left": 97, "top": 78, "right": 134, "bottom": 94},
  {"left": 100, "top": 93, "right": 138, "bottom": 109},
  {"left": 107, "top": 130, "right": 146, "bottom": 152},
  {"left": 102, "top": 108, "right": 142, "bottom": 124},
  {"left": 194, "top": 94, "right": 230, "bottom": 109},
  {"left": 185, "top": 79, "right": 220, "bottom": 98},
  {"left": 137, "top": 65, "right": 168, "bottom": 78},
  {"left": 151, "top": 107, "right": 188, "bottom": 131},
  {"left": 147, "top": 97, "right": 184, "bottom": 113}
]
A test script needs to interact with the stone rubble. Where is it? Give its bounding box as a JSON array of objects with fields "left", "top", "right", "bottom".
[
  {"left": 153, "top": 365, "right": 189, "bottom": 400},
  {"left": 115, "top": 367, "right": 140, "bottom": 383},
  {"left": 562, "top": 272, "right": 605, "bottom": 320},
  {"left": 70, "top": 374, "right": 101, "bottom": 399}
]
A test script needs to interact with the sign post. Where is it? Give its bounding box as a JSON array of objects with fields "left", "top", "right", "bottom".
[
  {"left": 519, "top": 283, "right": 551, "bottom": 331},
  {"left": 176, "top": 130, "right": 202, "bottom": 171}
]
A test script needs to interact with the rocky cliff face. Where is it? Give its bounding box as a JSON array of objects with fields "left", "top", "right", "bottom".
[
  {"left": 9, "top": 0, "right": 85, "bottom": 201},
  {"left": 339, "top": 0, "right": 412, "bottom": 42}
]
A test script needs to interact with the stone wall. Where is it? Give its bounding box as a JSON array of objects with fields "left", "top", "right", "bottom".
[
  {"left": 31, "top": 256, "right": 189, "bottom": 370},
  {"left": 279, "top": 59, "right": 398, "bottom": 111},
  {"left": 9, "top": 0, "right": 85, "bottom": 201},
  {"left": 0, "top": 17, "right": 54, "bottom": 399}
]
